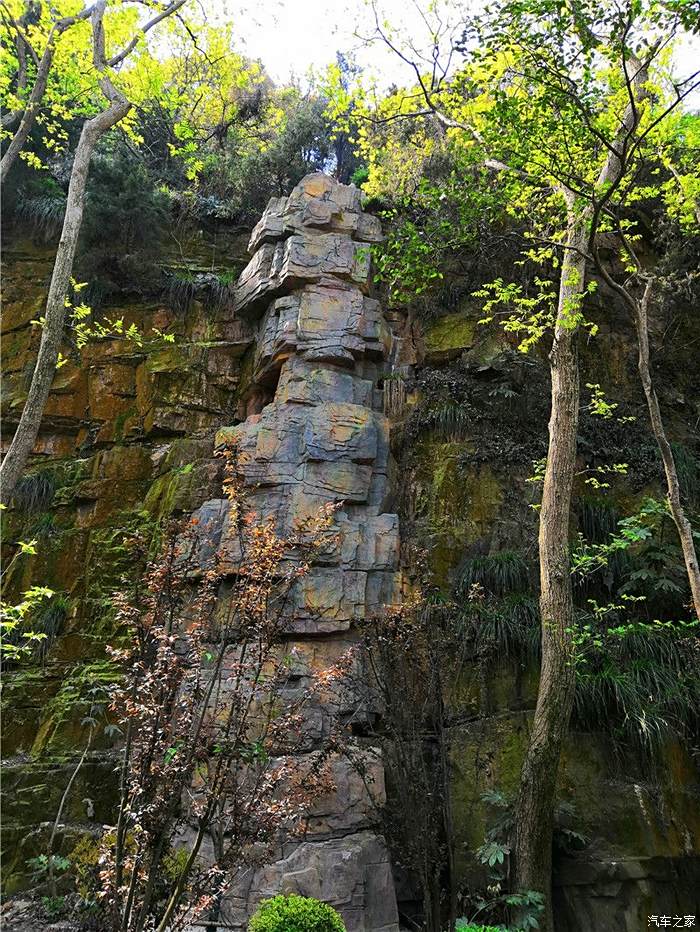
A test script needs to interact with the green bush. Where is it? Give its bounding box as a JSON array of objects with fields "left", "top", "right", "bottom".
[
  {"left": 248, "top": 894, "right": 346, "bottom": 932},
  {"left": 456, "top": 923, "right": 504, "bottom": 932}
]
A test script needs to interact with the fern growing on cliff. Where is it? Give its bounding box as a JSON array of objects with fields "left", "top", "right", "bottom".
[{"left": 457, "top": 550, "right": 530, "bottom": 598}]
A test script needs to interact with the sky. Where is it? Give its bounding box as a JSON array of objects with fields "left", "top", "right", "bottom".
[
  {"left": 223, "top": 0, "right": 700, "bottom": 103},
  {"left": 225, "top": 0, "right": 469, "bottom": 87}
]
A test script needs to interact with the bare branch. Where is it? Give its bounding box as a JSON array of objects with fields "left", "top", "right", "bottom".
[{"left": 107, "top": 0, "right": 188, "bottom": 68}]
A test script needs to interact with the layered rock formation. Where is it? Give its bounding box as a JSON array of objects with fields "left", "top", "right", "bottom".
[
  {"left": 4, "top": 172, "right": 699, "bottom": 932},
  {"left": 191, "top": 174, "right": 401, "bottom": 931}
]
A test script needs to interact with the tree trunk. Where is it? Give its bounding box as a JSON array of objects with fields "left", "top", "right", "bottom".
[
  {"left": 513, "top": 216, "right": 588, "bottom": 931},
  {"left": 635, "top": 283, "right": 700, "bottom": 620},
  {"left": 0, "top": 95, "right": 130, "bottom": 505}
]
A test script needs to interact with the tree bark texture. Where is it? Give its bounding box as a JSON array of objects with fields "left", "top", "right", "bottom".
[
  {"left": 513, "top": 217, "right": 588, "bottom": 932},
  {"left": 0, "top": 84, "right": 130, "bottom": 504}
]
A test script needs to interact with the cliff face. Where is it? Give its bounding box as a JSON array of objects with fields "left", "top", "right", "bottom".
[
  {"left": 1, "top": 224, "right": 256, "bottom": 896},
  {"left": 2, "top": 175, "right": 402, "bottom": 931},
  {"left": 2, "top": 173, "right": 699, "bottom": 931},
  {"left": 398, "top": 260, "right": 700, "bottom": 928}
]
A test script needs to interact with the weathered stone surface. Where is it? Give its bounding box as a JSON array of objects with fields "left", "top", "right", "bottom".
[
  {"left": 340, "top": 514, "right": 400, "bottom": 571},
  {"left": 256, "top": 286, "right": 390, "bottom": 374},
  {"left": 291, "top": 751, "right": 385, "bottom": 837},
  {"left": 234, "top": 235, "right": 372, "bottom": 318},
  {"left": 289, "top": 568, "right": 367, "bottom": 632},
  {"left": 276, "top": 356, "right": 375, "bottom": 407},
  {"left": 248, "top": 172, "right": 383, "bottom": 253},
  {"left": 302, "top": 460, "right": 374, "bottom": 503},
  {"left": 209, "top": 174, "right": 400, "bottom": 927},
  {"left": 269, "top": 637, "right": 377, "bottom": 743},
  {"left": 303, "top": 403, "right": 378, "bottom": 464},
  {"left": 553, "top": 856, "right": 700, "bottom": 932},
  {"left": 189, "top": 498, "right": 230, "bottom": 567},
  {"left": 224, "top": 831, "right": 398, "bottom": 932}
]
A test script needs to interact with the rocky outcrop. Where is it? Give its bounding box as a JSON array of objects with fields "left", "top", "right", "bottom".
[
  {"left": 6, "top": 172, "right": 697, "bottom": 931},
  {"left": 192, "top": 174, "right": 401, "bottom": 931}
]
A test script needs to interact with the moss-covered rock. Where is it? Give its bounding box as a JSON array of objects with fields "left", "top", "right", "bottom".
[
  {"left": 423, "top": 312, "right": 477, "bottom": 363},
  {"left": 410, "top": 439, "right": 503, "bottom": 586}
]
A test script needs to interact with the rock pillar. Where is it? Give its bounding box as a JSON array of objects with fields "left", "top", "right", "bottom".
[{"left": 196, "top": 174, "right": 401, "bottom": 931}]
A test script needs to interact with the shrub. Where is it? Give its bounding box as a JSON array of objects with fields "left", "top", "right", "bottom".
[
  {"left": 456, "top": 924, "right": 504, "bottom": 932},
  {"left": 248, "top": 894, "right": 346, "bottom": 932}
]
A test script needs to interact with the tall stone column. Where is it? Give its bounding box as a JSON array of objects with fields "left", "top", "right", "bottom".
[{"left": 196, "top": 174, "right": 401, "bottom": 931}]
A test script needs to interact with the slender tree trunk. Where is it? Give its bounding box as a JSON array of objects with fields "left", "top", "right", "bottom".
[
  {"left": 635, "top": 283, "right": 700, "bottom": 619},
  {"left": 513, "top": 216, "right": 588, "bottom": 932},
  {"left": 511, "top": 50, "right": 649, "bottom": 926},
  {"left": 1, "top": 0, "right": 186, "bottom": 504},
  {"left": 46, "top": 728, "right": 94, "bottom": 897},
  {"left": 0, "top": 94, "right": 130, "bottom": 506}
]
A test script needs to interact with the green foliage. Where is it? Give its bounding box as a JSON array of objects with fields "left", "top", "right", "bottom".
[
  {"left": 474, "top": 787, "right": 581, "bottom": 928},
  {"left": 456, "top": 924, "right": 505, "bottom": 932},
  {"left": 82, "top": 151, "right": 170, "bottom": 256},
  {"left": 10, "top": 459, "right": 90, "bottom": 514},
  {"left": 458, "top": 552, "right": 539, "bottom": 663},
  {"left": 190, "top": 91, "right": 335, "bottom": 225},
  {"left": 162, "top": 845, "right": 190, "bottom": 883},
  {"left": 14, "top": 177, "right": 67, "bottom": 240},
  {"left": 12, "top": 467, "right": 58, "bottom": 513},
  {"left": 578, "top": 497, "right": 619, "bottom": 544},
  {"left": 1, "top": 583, "right": 54, "bottom": 661},
  {"left": 474, "top": 272, "right": 599, "bottom": 353},
  {"left": 477, "top": 840, "right": 510, "bottom": 868},
  {"left": 350, "top": 165, "right": 369, "bottom": 186},
  {"left": 28, "top": 853, "right": 71, "bottom": 874},
  {"left": 41, "top": 895, "right": 67, "bottom": 918},
  {"left": 420, "top": 401, "right": 472, "bottom": 441},
  {"left": 465, "top": 592, "right": 540, "bottom": 661},
  {"left": 573, "top": 498, "right": 667, "bottom": 576},
  {"left": 568, "top": 497, "right": 699, "bottom": 757},
  {"left": 69, "top": 834, "right": 102, "bottom": 903},
  {"left": 573, "top": 498, "right": 690, "bottom": 613},
  {"left": 503, "top": 891, "right": 546, "bottom": 929},
  {"left": 29, "top": 592, "right": 69, "bottom": 660},
  {"left": 373, "top": 167, "right": 503, "bottom": 305},
  {"left": 572, "top": 617, "right": 699, "bottom": 760},
  {"left": 46, "top": 658, "right": 119, "bottom": 726},
  {"left": 248, "top": 895, "right": 346, "bottom": 932},
  {"left": 458, "top": 550, "right": 529, "bottom": 597},
  {"left": 75, "top": 148, "right": 170, "bottom": 301},
  {"left": 27, "top": 853, "right": 71, "bottom": 904}
]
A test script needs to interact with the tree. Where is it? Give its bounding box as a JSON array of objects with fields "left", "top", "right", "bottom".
[
  {"left": 587, "top": 111, "right": 700, "bottom": 620},
  {"left": 0, "top": 0, "right": 187, "bottom": 506},
  {"left": 0, "top": 0, "right": 94, "bottom": 182},
  {"left": 345, "top": 1, "right": 698, "bottom": 925}
]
